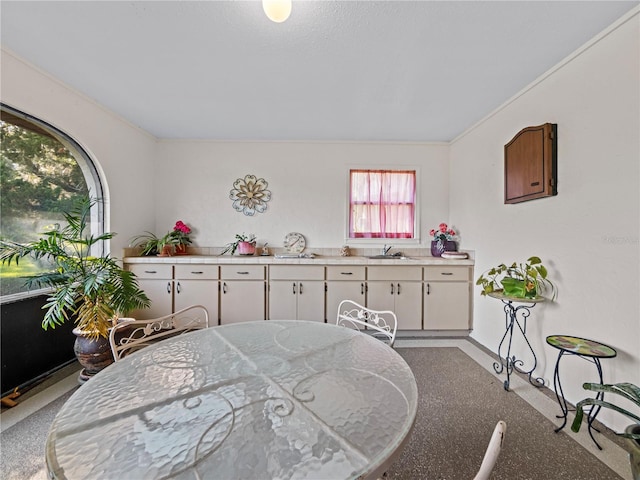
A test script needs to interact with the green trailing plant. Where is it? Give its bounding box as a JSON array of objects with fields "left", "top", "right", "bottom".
[
  {"left": 0, "top": 196, "right": 150, "bottom": 339},
  {"left": 571, "top": 382, "right": 640, "bottom": 440},
  {"left": 220, "top": 233, "right": 256, "bottom": 256},
  {"left": 476, "top": 256, "right": 557, "bottom": 300}
]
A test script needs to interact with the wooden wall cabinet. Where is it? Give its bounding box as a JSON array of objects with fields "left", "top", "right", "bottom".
[{"left": 504, "top": 123, "right": 557, "bottom": 204}]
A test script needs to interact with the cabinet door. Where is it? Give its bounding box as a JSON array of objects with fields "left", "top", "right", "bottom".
[
  {"left": 394, "top": 282, "right": 423, "bottom": 330},
  {"left": 220, "top": 281, "right": 265, "bottom": 324},
  {"left": 174, "top": 280, "right": 219, "bottom": 326},
  {"left": 326, "top": 281, "right": 366, "bottom": 323},
  {"left": 366, "top": 282, "right": 395, "bottom": 312},
  {"left": 367, "top": 281, "right": 422, "bottom": 330},
  {"left": 424, "top": 281, "right": 470, "bottom": 330},
  {"left": 296, "top": 281, "right": 325, "bottom": 322},
  {"left": 269, "top": 281, "right": 298, "bottom": 320},
  {"left": 133, "top": 279, "right": 173, "bottom": 319}
]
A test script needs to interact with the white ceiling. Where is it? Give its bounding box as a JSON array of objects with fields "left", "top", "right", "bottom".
[{"left": 1, "top": 1, "right": 637, "bottom": 142}]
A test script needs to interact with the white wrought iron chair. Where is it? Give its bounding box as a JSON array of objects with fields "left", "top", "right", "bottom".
[
  {"left": 473, "top": 420, "right": 507, "bottom": 480},
  {"left": 336, "top": 299, "right": 398, "bottom": 347},
  {"left": 109, "top": 304, "right": 210, "bottom": 361}
]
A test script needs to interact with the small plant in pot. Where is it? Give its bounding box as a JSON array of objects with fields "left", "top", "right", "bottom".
[
  {"left": 130, "top": 231, "right": 179, "bottom": 256},
  {"left": 571, "top": 382, "right": 640, "bottom": 479},
  {"left": 476, "top": 256, "right": 557, "bottom": 300},
  {"left": 131, "top": 221, "right": 193, "bottom": 256},
  {"left": 220, "top": 233, "right": 256, "bottom": 256},
  {"left": 0, "top": 197, "right": 150, "bottom": 381}
]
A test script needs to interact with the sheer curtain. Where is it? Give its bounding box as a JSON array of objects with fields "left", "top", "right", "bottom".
[{"left": 349, "top": 169, "right": 416, "bottom": 238}]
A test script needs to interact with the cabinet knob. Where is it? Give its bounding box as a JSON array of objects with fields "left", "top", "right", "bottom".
[{"left": 440, "top": 272, "right": 453, "bottom": 276}]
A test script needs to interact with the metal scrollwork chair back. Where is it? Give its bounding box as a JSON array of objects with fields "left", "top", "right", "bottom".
[
  {"left": 109, "top": 304, "right": 210, "bottom": 361},
  {"left": 473, "top": 420, "right": 507, "bottom": 480},
  {"left": 336, "top": 299, "right": 398, "bottom": 347}
]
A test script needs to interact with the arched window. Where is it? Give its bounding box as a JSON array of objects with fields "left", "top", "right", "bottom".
[{"left": 0, "top": 104, "right": 104, "bottom": 299}]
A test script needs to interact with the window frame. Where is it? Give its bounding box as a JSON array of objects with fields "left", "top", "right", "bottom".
[
  {"left": 345, "top": 166, "right": 421, "bottom": 245},
  {"left": 0, "top": 103, "right": 105, "bottom": 303}
]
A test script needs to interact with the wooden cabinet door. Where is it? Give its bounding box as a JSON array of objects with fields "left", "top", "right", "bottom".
[
  {"left": 326, "top": 281, "right": 366, "bottom": 323},
  {"left": 220, "top": 280, "right": 265, "bottom": 324},
  {"left": 424, "top": 281, "right": 470, "bottom": 330},
  {"left": 296, "top": 281, "right": 325, "bottom": 322},
  {"left": 174, "top": 280, "right": 219, "bottom": 326},
  {"left": 269, "top": 281, "right": 298, "bottom": 320},
  {"left": 394, "top": 282, "right": 423, "bottom": 330},
  {"left": 366, "top": 281, "right": 396, "bottom": 312},
  {"left": 133, "top": 279, "right": 173, "bottom": 319}
]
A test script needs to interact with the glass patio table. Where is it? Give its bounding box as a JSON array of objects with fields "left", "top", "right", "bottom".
[{"left": 45, "top": 320, "right": 418, "bottom": 480}]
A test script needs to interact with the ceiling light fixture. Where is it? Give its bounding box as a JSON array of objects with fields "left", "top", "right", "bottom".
[{"left": 262, "top": 0, "right": 292, "bottom": 23}]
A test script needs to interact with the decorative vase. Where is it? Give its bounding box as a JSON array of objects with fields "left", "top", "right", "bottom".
[
  {"left": 175, "top": 244, "right": 188, "bottom": 255},
  {"left": 431, "top": 240, "right": 457, "bottom": 257},
  {"left": 237, "top": 241, "right": 256, "bottom": 255},
  {"left": 73, "top": 327, "right": 114, "bottom": 383}
]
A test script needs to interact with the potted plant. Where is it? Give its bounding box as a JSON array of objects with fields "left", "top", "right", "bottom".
[
  {"left": 220, "top": 233, "right": 256, "bottom": 256},
  {"left": 428, "top": 222, "right": 457, "bottom": 257},
  {"left": 170, "top": 220, "right": 192, "bottom": 255},
  {"left": 0, "top": 196, "right": 150, "bottom": 381},
  {"left": 476, "top": 256, "right": 557, "bottom": 300},
  {"left": 130, "top": 220, "right": 193, "bottom": 256},
  {"left": 571, "top": 382, "right": 640, "bottom": 479}
]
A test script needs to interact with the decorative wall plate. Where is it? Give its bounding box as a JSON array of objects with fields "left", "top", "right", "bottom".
[
  {"left": 284, "top": 232, "right": 306, "bottom": 253},
  {"left": 229, "top": 174, "right": 271, "bottom": 216}
]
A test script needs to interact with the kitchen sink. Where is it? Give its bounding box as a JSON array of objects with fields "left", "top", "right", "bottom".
[{"left": 367, "top": 254, "right": 411, "bottom": 260}]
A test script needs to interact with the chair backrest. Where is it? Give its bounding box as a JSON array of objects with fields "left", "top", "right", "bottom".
[
  {"left": 336, "top": 299, "right": 397, "bottom": 347},
  {"left": 473, "top": 420, "right": 507, "bottom": 480},
  {"left": 109, "top": 304, "right": 210, "bottom": 361}
]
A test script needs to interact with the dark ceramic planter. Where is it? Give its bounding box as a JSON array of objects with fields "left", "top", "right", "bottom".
[{"left": 73, "top": 328, "right": 114, "bottom": 383}]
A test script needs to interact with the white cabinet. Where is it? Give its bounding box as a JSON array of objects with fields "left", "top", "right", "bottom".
[
  {"left": 127, "top": 264, "right": 220, "bottom": 322},
  {"left": 269, "top": 266, "right": 325, "bottom": 322},
  {"left": 367, "top": 266, "right": 423, "bottom": 330},
  {"left": 220, "top": 265, "right": 266, "bottom": 324},
  {"left": 174, "top": 265, "right": 219, "bottom": 325},
  {"left": 424, "top": 266, "right": 471, "bottom": 330},
  {"left": 126, "top": 264, "right": 173, "bottom": 319},
  {"left": 326, "top": 266, "right": 366, "bottom": 322}
]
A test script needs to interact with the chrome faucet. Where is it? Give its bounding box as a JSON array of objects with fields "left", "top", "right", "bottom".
[{"left": 382, "top": 244, "right": 392, "bottom": 255}]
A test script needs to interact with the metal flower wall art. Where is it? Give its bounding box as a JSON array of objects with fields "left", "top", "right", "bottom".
[{"left": 229, "top": 174, "right": 272, "bottom": 216}]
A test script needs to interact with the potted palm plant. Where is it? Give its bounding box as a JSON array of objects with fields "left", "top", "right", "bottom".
[
  {"left": 571, "top": 382, "right": 640, "bottom": 479},
  {"left": 0, "top": 196, "right": 150, "bottom": 381}
]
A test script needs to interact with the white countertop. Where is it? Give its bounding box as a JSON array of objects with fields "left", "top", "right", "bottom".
[{"left": 123, "top": 254, "right": 474, "bottom": 266}]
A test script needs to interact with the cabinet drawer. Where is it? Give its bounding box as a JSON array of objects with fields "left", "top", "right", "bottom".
[
  {"left": 220, "top": 265, "right": 265, "bottom": 280},
  {"left": 367, "top": 266, "right": 422, "bottom": 281},
  {"left": 269, "top": 266, "right": 324, "bottom": 281},
  {"left": 424, "top": 266, "right": 470, "bottom": 281},
  {"left": 127, "top": 264, "right": 173, "bottom": 279},
  {"left": 174, "top": 264, "right": 219, "bottom": 280},
  {"left": 326, "top": 266, "right": 366, "bottom": 281}
]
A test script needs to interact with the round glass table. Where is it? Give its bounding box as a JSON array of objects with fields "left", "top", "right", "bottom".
[{"left": 46, "top": 320, "right": 418, "bottom": 479}]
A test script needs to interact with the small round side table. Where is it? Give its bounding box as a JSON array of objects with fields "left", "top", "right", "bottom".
[{"left": 546, "top": 335, "right": 617, "bottom": 450}]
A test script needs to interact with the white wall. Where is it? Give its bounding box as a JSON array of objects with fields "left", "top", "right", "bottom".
[
  {"left": 155, "top": 140, "right": 450, "bottom": 249},
  {"left": 0, "top": 48, "right": 158, "bottom": 256},
  {"left": 450, "top": 10, "right": 640, "bottom": 431}
]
